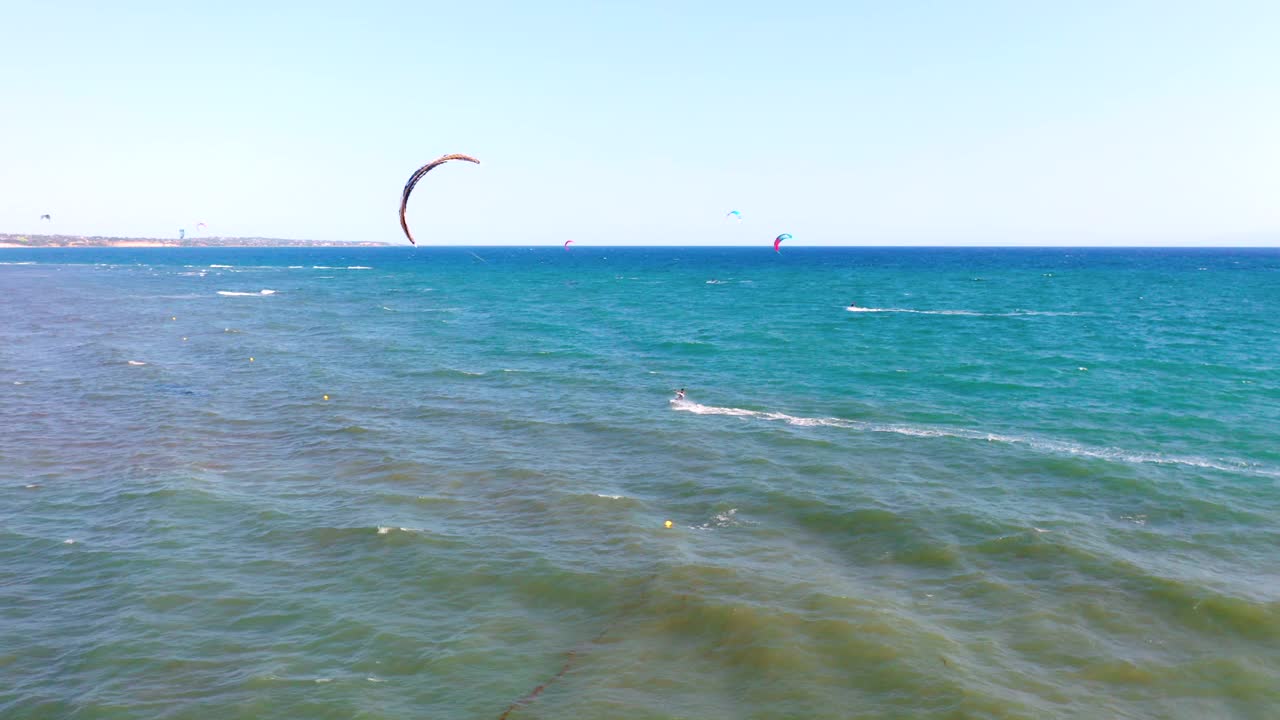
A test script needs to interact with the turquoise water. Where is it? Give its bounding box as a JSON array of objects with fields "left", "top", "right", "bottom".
[{"left": 1, "top": 247, "right": 1277, "bottom": 719}]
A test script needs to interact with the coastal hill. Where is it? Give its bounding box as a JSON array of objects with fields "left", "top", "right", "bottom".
[{"left": 0, "top": 233, "right": 391, "bottom": 248}]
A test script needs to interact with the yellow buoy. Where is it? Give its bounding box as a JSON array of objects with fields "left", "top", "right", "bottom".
[
  {"left": 249, "top": 357, "right": 255, "bottom": 362},
  {"left": 323, "top": 395, "right": 329, "bottom": 401},
  {"left": 664, "top": 520, "right": 673, "bottom": 529}
]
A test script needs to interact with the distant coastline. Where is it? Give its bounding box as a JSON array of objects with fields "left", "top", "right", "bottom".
[{"left": 0, "top": 233, "right": 390, "bottom": 248}]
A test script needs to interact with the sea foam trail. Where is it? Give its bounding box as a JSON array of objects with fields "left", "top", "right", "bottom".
[
  {"left": 670, "top": 399, "right": 1279, "bottom": 478},
  {"left": 846, "top": 306, "right": 1083, "bottom": 317},
  {"left": 216, "top": 290, "right": 276, "bottom": 296}
]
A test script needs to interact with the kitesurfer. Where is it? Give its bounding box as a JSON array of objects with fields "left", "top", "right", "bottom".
[{"left": 675, "top": 388, "right": 686, "bottom": 400}]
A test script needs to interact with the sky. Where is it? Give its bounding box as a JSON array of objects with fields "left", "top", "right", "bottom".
[{"left": 2, "top": 0, "right": 1277, "bottom": 246}]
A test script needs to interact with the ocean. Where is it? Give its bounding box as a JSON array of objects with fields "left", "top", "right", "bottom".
[{"left": 1, "top": 246, "right": 1277, "bottom": 719}]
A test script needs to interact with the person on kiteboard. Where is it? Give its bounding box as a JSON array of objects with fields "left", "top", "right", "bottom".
[{"left": 675, "top": 388, "right": 686, "bottom": 400}]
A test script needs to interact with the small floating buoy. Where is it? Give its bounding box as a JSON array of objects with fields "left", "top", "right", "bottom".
[
  {"left": 170, "top": 316, "right": 176, "bottom": 321},
  {"left": 664, "top": 520, "right": 673, "bottom": 529},
  {"left": 249, "top": 357, "right": 255, "bottom": 363},
  {"left": 323, "top": 395, "right": 329, "bottom": 401}
]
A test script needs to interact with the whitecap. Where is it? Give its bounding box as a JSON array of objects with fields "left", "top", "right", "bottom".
[
  {"left": 127, "top": 360, "right": 147, "bottom": 366},
  {"left": 347, "top": 266, "right": 372, "bottom": 270},
  {"left": 846, "top": 306, "right": 1082, "bottom": 317},
  {"left": 377, "top": 526, "right": 417, "bottom": 535},
  {"left": 670, "top": 399, "right": 1279, "bottom": 478},
  {"left": 63, "top": 539, "right": 76, "bottom": 545},
  {"left": 216, "top": 290, "right": 275, "bottom": 296},
  {"left": 693, "top": 508, "right": 743, "bottom": 530},
  {"left": 209, "top": 264, "right": 233, "bottom": 268},
  {"left": 595, "top": 493, "right": 625, "bottom": 500}
]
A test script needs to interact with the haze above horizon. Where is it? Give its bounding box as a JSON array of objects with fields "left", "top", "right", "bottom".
[{"left": 3, "top": 1, "right": 1277, "bottom": 246}]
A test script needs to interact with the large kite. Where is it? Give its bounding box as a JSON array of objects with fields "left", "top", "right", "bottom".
[
  {"left": 774, "top": 233, "right": 791, "bottom": 252},
  {"left": 399, "top": 153, "right": 480, "bottom": 245}
]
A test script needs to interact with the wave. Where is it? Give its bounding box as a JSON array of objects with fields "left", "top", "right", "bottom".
[
  {"left": 347, "top": 266, "right": 372, "bottom": 270},
  {"left": 209, "top": 264, "right": 233, "bottom": 268},
  {"left": 846, "top": 306, "right": 1083, "bottom": 317},
  {"left": 377, "top": 526, "right": 422, "bottom": 535},
  {"left": 126, "top": 360, "right": 147, "bottom": 366},
  {"left": 216, "top": 290, "right": 276, "bottom": 296},
  {"left": 669, "top": 399, "right": 1279, "bottom": 478},
  {"left": 0, "top": 261, "right": 37, "bottom": 265}
]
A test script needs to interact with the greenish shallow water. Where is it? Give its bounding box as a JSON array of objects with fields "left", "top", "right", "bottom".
[{"left": 1, "top": 247, "right": 1277, "bottom": 719}]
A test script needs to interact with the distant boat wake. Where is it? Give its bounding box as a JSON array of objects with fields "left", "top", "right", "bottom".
[{"left": 669, "top": 398, "right": 1276, "bottom": 478}]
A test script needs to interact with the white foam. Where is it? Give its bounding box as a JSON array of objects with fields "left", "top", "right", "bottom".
[
  {"left": 209, "top": 264, "right": 233, "bottom": 268},
  {"left": 693, "top": 508, "right": 743, "bottom": 530},
  {"left": 0, "top": 261, "right": 36, "bottom": 265},
  {"left": 670, "top": 399, "right": 1280, "bottom": 478},
  {"left": 312, "top": 265, "right": 333, "bottom": 269},
  {"left": 216, "top": 290, "right": 276, "bottom": 296},
  {"left": 846, "top": 306, "right": 1082, "bottom": 317},
  {"left": 347, "top": 266, "right": 372, "bottom": 270},
  {"left": 63, "top": 539, "right": 76, "bottom": 545},
  {"left": 595, "top": 493, "right": 625, "bottom": 500},
  {"left": 288, "top": 266, "right": 304, "bottom": 269},
  {"left": 127, "top": 360, "right": 147, "bottom": 366}
]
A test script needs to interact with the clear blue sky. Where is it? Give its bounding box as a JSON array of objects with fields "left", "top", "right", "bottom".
[{"left": 2, "top": 1, "right": 1277, "bottom": 245}]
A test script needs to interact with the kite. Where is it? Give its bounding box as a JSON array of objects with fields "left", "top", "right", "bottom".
[
  {"left": 774, "top": 233, "right": 791, "bottom": 253},
  {"left": 39, "top": 214, "right": 51, "bottom": 221},
  {"left": 564, "top": 240, "right": 574, "bottom": 250},
  {"left": 725, "top": 210, "right": 742, "bottom": 221},
  {"left": 399, "top": 153, "right": 480, "bottom": 245}
]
